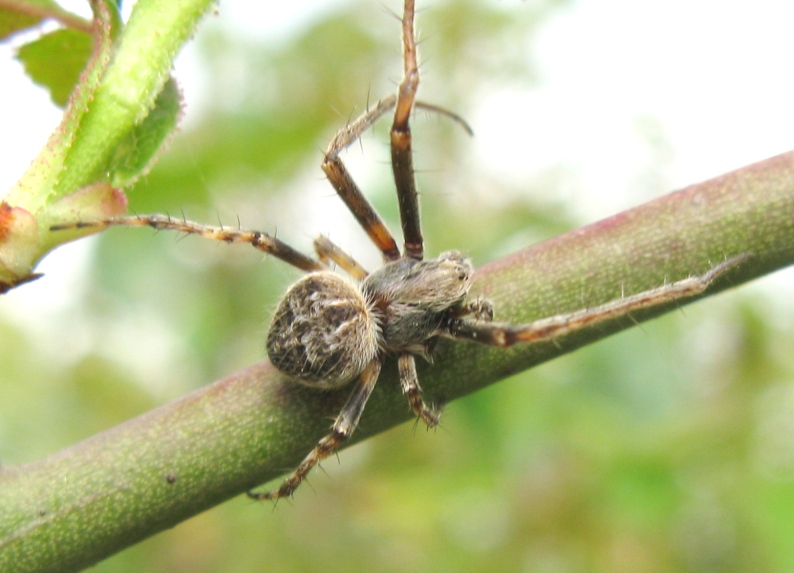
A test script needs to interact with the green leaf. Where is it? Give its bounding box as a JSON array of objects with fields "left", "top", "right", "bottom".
[
  {"left": 16, "top": 28, "right": 92, "bottom": 106},
  {"left": 108, "top": 76, "right": 183, "bottom": 187}
]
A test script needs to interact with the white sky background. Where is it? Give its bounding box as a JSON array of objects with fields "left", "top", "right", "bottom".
[
  {"left": 516, "top": 0, "right": 794, "bottom": 218},
  {"left": 0, "top": 0, "right": 793, "bottom": 353}
]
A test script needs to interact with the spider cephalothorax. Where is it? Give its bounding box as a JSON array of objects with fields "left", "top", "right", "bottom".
[{"left": 51, "top": 0, "right": 746, "bottom": 500}]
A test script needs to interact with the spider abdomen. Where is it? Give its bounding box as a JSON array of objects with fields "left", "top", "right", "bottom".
[{"left": 266, "top": 272, "right": 379, "bottom": 389}]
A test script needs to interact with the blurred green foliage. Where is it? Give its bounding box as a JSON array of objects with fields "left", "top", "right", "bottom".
[{"left": 2, "top": 0, "right": 794, "bottom": 571}]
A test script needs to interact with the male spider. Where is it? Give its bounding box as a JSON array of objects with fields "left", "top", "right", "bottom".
[{"left": 52, "top": 0, "right": 746, "bottom": 500}]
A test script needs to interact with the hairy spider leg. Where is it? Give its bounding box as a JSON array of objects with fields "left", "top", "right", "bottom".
[
  {"left": 391, "top": 0, "right": 423, "bottom": 261},
  {"left": 248, "top": 359, "right": 383, "bottom": 500},
  {"left": 313, "top": 235, "right": 369, "bottom": 280},
  {"left": 398, "top": 354, "right": 440, "bottom": 427},
  {"left": 322, "top": 95, "right": 403, "bottom": 262},
  {"left": 414, "top": 102, "right": 474, "bottom": 137},
  {"left": 51, "top": 215, "right": 324, "bottom": 272},
  {"left": 445, "top": 255, "right": 749, "bottom": 348}
]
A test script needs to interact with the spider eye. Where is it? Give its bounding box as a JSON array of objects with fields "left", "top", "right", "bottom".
[{"left": 266, "top": 272, "right": 379, "bottom": 389}]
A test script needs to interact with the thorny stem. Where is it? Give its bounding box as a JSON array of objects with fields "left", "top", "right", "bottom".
[{"left": 1, "top": 151, "right": 794, "bottom": 572}]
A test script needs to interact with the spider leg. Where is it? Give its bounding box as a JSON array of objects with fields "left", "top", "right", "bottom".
[
  {"left": 325, "top": 94, "right": 397, "bottom": 155},
  {"left": 313, "top": 235, "right": 369, "bottom": 280},
  {"left": 391, "top": 0, "right": 423, "bottom": 261},
  {"left": 248, "top": 359, "right": 382, "bottom": 500},
  {"left": 323, "top": 95, "right": 403, "bottom": 262},
  {"left": 446, "top": 255, "right": 749, "bottom": 347},
  {"left": 398, "top": 353, "right": 440, "bottom": 427},
  {"left": 414, "top": 101, "right": 474, "bottom": 137},
  {"left": 51, "top": 214, "right": 324, "bottom": 272}
]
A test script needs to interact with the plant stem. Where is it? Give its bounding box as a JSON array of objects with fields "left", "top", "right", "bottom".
[{"left": 1, "top": 151, "right": 793, "bottom": 573}]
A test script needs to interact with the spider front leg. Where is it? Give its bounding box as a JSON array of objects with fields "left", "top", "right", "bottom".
[
  {"left": 248, "top": 359, "right": 382, "bottom": 500},
  {"left": 391, "top": 0, "right": 423, "bottom": 260},
  {"left": 446, "top": 255, "right": 750, "bottom": 348},
  {"left": 322, "top": 95, "right": 403, "bottom": 262},
  {"left": 398, "top": 353, "right": 441, "bottom": 427}
]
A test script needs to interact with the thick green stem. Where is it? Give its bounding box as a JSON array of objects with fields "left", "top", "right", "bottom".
[{"left": 1, "top": 151, "right": 793, "bottom": 572}]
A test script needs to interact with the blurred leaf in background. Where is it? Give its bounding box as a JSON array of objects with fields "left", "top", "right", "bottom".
[{"left": 2, "top": 0, "right": 794, "bottom": 572}]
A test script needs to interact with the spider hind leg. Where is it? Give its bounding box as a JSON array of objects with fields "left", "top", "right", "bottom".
[{"left": 248, "top": 359, "right": 382, "bottom": 500}]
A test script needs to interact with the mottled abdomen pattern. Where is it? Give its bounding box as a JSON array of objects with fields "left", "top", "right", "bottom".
[{"left": 266, "top": 272, "right": 380, "bottom": 388}]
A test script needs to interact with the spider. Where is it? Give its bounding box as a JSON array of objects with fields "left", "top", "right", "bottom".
[{"left": 52, "top": 0, "right": 746, "bottom": 500}]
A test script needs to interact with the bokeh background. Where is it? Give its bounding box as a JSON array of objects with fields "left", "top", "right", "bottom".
[{"left": 3, "top": 0, "right": 794, "bottom": 571}]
